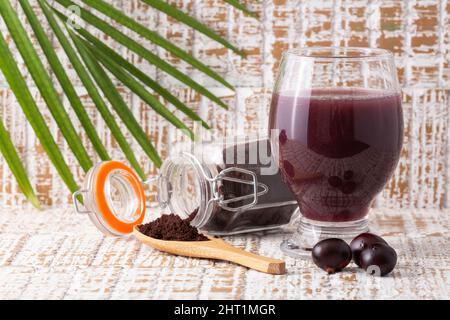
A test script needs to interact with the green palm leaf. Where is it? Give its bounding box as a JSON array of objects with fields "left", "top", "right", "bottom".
[
  {"left": 0, "top": 119, "right": 40, "bottom": 208},
  {"left": 18, "top": 0, "right": 110, "bottom": 162},
  {"left": 0, "top": 32, "right": 79, "bottom": 195},
  {"left": 69, "top": 31, "right": 162, "bottom": 167},
  {"left": 79, "top": 0, "right": 233, "bottom": 90},
  {"left": 38, "top": 0, "right": 146, "bottom": 179},
  {"left": 0, "top": 0, "right": 92, "bottom": 172},
  {"left": 223, "top": 0, "right": 258, "bottom": 18},
  {"left": 0, "top": 0, "right": 256, "bottom": 204},
  {"left": 52, "top": 1, "right": 229, "bottom": 110},
  {"left": 65, "top": 23, "right": 209, "bottom": 129},
  {"left": 140, "top": 0, "right": 245, "bottom": 56},
  {"left": 81, "top": 38, "right": 195, "bottom": 140}
]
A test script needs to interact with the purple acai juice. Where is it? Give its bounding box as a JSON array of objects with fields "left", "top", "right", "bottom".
[{"left": 269, "top": 88, "right": 403, "bottom": 222}]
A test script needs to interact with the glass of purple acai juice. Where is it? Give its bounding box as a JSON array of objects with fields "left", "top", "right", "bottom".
[{"left": 269, "top": 47, "right": 403, "bottom": 257}]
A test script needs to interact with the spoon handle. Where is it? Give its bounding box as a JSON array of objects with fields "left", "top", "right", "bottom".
[{"left": 208, "top": 238, "right": 286, "bottom": 275}]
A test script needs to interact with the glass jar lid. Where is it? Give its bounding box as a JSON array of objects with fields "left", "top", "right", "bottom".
[{"left": 73, "top": 161, "right": 146, "bottom": 236}]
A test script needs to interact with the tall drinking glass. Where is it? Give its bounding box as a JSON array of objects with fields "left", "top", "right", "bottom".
[{"left": 269, "top": 47, "right": 403, "bottom": 257}]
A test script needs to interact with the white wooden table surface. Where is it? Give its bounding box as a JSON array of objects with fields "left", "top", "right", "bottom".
[{"left": 0, "top": 206, "right": 448, "bottom": 299}]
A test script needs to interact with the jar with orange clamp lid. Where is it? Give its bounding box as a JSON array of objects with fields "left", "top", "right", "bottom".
[{"left": 73, "top": 139, "right": 299, "bottom": 236}]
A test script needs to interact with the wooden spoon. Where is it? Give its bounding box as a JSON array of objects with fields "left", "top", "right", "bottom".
[{"left": 133, "top": 227, "right": 286, "bottom": 275}]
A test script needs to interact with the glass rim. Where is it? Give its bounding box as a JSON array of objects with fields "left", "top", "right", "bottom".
[{"left": 283, "top": 47, "right": 394, "bottom": 60}]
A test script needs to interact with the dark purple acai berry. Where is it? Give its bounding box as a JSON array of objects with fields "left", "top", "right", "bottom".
[
  {"left": 350, "top": 233, "right": 387, "bottom": 267},
  {"left": 312, "top": 238, "right": 352, "bottom": 274},
  {"left": 328, "top": 176, "right": 342, "bottom": 188},
  {"left": 360, "top": 243, "right": 397, "bottom": 276}
]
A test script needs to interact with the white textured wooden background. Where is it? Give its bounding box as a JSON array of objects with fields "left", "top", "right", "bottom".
[
  {"left": 1, "top": 0, "right": 450, "bottom": 300},
  {"left": 0, "top": 207, "right": 448, "bottom": 299},
  {"left": 0, "top": 0, "right": 450, "bottom": 208}
]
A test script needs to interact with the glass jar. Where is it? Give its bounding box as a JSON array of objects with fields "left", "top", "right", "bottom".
[{"left": 73, "top": 139, "right": 299, "bottom": 236}]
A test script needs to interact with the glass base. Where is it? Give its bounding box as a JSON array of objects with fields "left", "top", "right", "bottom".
[{"left": 280, "top": 216, "right": 369, "bottom": 258}]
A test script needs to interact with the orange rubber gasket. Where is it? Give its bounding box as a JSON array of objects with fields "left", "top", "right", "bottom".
[{"left": 94, "top": 161, "right": 145, "bottom": 234}]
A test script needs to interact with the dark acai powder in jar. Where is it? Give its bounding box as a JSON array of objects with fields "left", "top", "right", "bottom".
[{"left": 154, "top": 139, "right": 298, "bottom": 235}]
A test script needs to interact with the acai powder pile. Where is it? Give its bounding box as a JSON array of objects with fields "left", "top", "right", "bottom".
[{"left": 138, "top": 214, "right": 208, "bottom": 241}]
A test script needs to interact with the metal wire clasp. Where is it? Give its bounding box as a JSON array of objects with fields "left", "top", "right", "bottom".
[
  {"left": 72, "top": 189, "right": 89, "bottom": 214},
  {"left": 214, "top": 167, "right": 268, "bottom": 212},
  {"left": 181, "top": 152, "right": 268, "bottom": 212}
]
